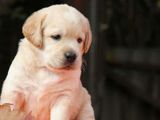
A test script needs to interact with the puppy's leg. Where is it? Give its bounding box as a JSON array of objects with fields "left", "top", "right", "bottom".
[
  {"left": 50, "top": 97, "right": 72, "bottom": 120},
  {"left": 76, "top": 88, "right": 95, "bottom": 120},
  {"left": 76, "top": 100, "right": 95, "bottom": 120}
]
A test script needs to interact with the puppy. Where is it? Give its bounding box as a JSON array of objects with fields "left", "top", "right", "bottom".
[{"left": 0, "top": 4, "right": 95, "bottom": 120}]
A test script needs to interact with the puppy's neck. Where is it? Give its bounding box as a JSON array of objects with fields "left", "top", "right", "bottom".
[{"left": 45, "top": 66, "right": 81, "bottom": 81}]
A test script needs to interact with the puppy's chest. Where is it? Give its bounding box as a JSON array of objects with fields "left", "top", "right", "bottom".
[
  {"left": 22, "top": 71, "right": 65, "bottom": 102},
  {"left": 21, "top": 75, "right": 59, "bottom": 111},
  {"left": 21, "top": 71, "right": 80, "bottom": 115}
]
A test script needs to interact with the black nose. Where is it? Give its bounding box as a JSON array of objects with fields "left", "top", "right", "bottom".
[{"left": 64, "top": 51, "right": 77, "bottom": 63}]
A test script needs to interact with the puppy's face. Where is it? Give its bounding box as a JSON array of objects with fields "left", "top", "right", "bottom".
[{"left": 22, "top": 4, "right": 92, "bottom": 70}]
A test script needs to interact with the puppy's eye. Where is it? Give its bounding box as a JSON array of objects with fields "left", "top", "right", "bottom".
[
  {"left": 77, "top": 38, "right": 83, "bottom": 44},
  {"left": 51, "top": 34, "right": 61, "bottom": 40}
]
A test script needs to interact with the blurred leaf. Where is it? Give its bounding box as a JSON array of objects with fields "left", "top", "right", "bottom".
[
  {"left": 0, "top": 0, "right": 17, "bottom": 14},
  {"left": 157, "top": 0, "right": 160, "bottom": 8},
  {"left": 11, "top": 7, "right": 26, "bottom": 20}
]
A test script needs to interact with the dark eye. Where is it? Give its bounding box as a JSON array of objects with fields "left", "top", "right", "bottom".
[
  {"left": 51, "top": 34, "right": 61, "bottom": 40},
  {"left": 77, "top": 38, "right": 82, "bottom": 44}
]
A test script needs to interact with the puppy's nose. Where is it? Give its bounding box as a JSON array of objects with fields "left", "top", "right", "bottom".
[{"left": 64, "top": 51, "right": 77, "bottom": 63}]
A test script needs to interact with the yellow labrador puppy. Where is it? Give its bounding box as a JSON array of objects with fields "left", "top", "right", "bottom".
[{"left": 0, "top": 4, "right": 95, "bottom": 120}]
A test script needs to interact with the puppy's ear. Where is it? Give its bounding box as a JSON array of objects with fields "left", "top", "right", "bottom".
[
  {"left": 83, "top": 19, "right": 92, "bottom": 54},
  {"left": 22, "top": 11, "right": 46, "bottom": 48}
]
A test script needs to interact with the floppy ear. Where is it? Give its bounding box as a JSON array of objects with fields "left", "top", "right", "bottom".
[
  {"left": 22, "top": 11, "right": 46, "bottom": 48},
  {"left": 83, "top": 19, "right": 92, "bottom": 54}
]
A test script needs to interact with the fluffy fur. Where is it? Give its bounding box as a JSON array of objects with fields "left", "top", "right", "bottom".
[{"left": 0, "top": 4, "right": 95, "bottom": 120}]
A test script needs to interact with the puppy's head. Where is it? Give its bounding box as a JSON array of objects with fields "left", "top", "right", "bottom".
[{"left": 22, "top": 4, "right": 92, "bottom": 70}]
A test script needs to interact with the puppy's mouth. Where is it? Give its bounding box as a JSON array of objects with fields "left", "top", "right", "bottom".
[
  {"left": 61, "top": 66, "right": 73, "bottom": 70},
  {"left": 46, "top": 63, "right": 76, "bottom": 73}
]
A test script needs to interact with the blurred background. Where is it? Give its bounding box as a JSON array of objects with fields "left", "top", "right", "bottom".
[{"left": 0, "top": 0, "right": 160, "bottom": 120}]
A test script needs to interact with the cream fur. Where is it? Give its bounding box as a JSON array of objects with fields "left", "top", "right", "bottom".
[{"left": 0, "top": 4, "right": 94, "bottom": 120}]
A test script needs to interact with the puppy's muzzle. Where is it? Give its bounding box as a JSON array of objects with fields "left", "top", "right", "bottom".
[{"left": 64, "top": 51, "right": 77, "bottom": 64}]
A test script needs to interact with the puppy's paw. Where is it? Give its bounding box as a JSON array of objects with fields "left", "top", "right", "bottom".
[{"left": 0, "top": 104, "right": 33, "bottom": 120}]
